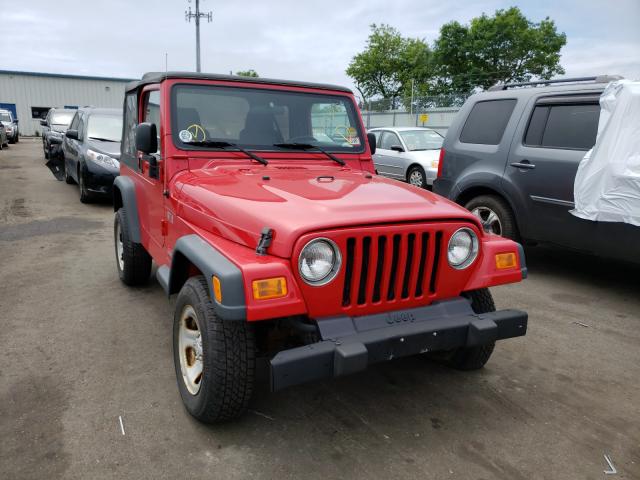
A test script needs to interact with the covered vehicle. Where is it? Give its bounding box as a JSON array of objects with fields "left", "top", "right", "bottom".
[{"left": 572, "top": 80, "right": 640, "bottom": 227}]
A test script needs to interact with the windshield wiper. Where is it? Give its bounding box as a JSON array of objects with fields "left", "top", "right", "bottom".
[
  {"left": 89, "top": 136, "right": 118, "bottom": 142},
  {"left": 187, "top": 140, "right": 268, "bottom": 166},
  {"left": 273, "top": 143, "right": 346, "bottom": 166}
]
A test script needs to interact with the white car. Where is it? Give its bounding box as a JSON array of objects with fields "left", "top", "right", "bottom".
[{"left": 369, "top": 127, "right": 443, "bottom": 189}]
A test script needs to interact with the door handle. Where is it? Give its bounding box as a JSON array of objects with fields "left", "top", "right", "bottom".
[{"left": 510, "top": 161, "right": 536, "bottom": 170}]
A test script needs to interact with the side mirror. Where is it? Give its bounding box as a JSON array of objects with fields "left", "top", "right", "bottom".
[
  {"left": 136, "top": 122, "right": 157, "bottom": 154},
  {"left": 390, "top": 145, "right": 404, "bottom": 153},
  {"left": 367, "top": 132, "right": 377, "bottom": 155},
  {"left": 65, "top": 129, "right": 79, "bottom": 140},
  {"left": 40, "top": 120, "right": 47, "bottom": 126},
  {"left": 14, "top": 119, "right": 19, "bottom": 124}
]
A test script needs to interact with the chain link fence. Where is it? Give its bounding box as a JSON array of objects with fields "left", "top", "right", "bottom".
[{"left": 358, "top": 93, "right": 469, "bottom": 135}]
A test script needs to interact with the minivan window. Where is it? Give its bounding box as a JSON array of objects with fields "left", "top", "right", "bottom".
[
  {"left": 459, "top": 99, "right": 517, "bottom": 145},
  {"left": 525, "top": 103, "right": 600, "bottom": 150}
]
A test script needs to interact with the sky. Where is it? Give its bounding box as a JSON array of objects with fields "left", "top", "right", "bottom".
[{"left": 2, "top": 0, "right": 639, "bottom": 95}]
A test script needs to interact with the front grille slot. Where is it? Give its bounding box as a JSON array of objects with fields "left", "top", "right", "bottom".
[
  {"left": 415, "top": 232, "right": 429, "bottom": 297},
  {"left": 372, "top": 236, "right": 386, "bottom": 303},
  {"left": 429, "top": 231, "right": 443, "bottom": 293},
  {"left": 386, "top": 234, "right": 401, "bottom": 300},
  {"left": 341, "top": 238, "right": 356, "bottom": 306},
  {"left": 357, "top": 237, "right": 371, "bottom": 304},
  {"left": 341, "top": 228, "right": 444, "bottom": 310}
]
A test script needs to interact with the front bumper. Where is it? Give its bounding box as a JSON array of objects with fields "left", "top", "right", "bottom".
[
  {"left": 85, "top": 169, "right": 117, "bottom": 196},
  {"left": 270, "top": 297, "right": 527, "bottom": 391}
]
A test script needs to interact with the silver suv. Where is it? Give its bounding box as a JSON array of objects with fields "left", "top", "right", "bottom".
[
  {"left": 434, "top": 75, "right": 640, "bottom": 264},
  {"left": 0, "top": 109, "right": 19, "bottom": 144}
]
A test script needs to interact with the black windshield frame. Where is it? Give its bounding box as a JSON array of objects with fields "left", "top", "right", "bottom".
[{"left": 170, "top": 83, "right": 365, "bottom": 154}]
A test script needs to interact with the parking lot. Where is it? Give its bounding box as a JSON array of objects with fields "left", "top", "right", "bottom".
[{"left": 0, "top": 139, "right": 638, "bottom": 479}]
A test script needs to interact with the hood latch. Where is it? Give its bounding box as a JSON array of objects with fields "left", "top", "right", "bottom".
[{"left": 256, "top": 227, "right": 274, "bottom": 255}]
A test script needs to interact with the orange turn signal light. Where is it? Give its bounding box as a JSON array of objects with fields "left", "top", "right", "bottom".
[
  {"left": 252, "top": 277, "right": 287, "bottom": 300},
  {"left": 212, "top": 276, "right": 223, "bottom": 303},
  {"left": 495, "top": 252, "right": 517, "bottom": 270}
]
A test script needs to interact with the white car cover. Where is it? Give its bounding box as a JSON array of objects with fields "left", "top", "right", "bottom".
[{"left": 572, "top": 80, "right": 640, "bottom": 226}]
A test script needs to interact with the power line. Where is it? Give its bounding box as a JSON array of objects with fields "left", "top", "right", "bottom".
[{"left": 185, "top": 0, "right": 212, "bottom": 73}]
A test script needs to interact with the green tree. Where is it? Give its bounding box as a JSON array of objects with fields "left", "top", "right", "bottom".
[
  {"left": 235, "top": 69, "right": 259, "bottom": 77},
  {"left": 433, "top": 7, "right": 566, "bottom": 94},
  {"left": 346, "top": 24, "right": 432, "bottom": 109}
]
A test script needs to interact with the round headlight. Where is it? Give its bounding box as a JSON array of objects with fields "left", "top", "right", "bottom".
[
  {"left": 447, "top": 228, "right": 479, "bottom": 269},
  {"left": 298, "top": 238, "right": 341, "bottom": 285}
]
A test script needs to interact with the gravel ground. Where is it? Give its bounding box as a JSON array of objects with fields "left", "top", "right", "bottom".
[{"left": 1, "top": 139, "right": 639, "bottom": 479}]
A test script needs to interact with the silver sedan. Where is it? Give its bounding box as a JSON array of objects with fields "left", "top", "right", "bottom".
[{"left": 369, "top": 127, "right": 443, "bottom": 189}]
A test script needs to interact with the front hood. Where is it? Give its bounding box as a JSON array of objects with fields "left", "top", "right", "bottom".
[
  {"left": 87, "top": 139, "right": 121, "bottom": 159},
  {"left": 51, "top": 124, "right": 68, "bottom": 133},
  {"left": 175, "top": 163, "right": 479, "bottom": 258}
]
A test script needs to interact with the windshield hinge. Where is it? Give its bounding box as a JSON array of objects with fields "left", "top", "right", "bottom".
[{"left": 256, "top": 227, "right": 274, "bottom": 255}]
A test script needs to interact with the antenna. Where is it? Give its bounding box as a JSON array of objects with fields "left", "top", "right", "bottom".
[{"left": 185, "top": 0, "right": 213, "bottom": 73}]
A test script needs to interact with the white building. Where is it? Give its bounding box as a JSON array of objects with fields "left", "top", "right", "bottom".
[{"left": 0, "top": 70, "right": 135, "bottom": 136}]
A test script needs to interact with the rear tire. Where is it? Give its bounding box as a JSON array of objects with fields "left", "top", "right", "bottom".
[
  {"left": 447, "top": 289, "right": 496, "bottom": 370},
  {"left": 173, "top": 276, "right": 255, "bottom": 423},
  {"left": 407, "top": 165, "right": 427, "bottom": 189},
  {"left": 465, "top": 195, "right": 518, "bottom": 240},
  {"left": 114, "top": 207, "right": 151, "bottom": 286}
]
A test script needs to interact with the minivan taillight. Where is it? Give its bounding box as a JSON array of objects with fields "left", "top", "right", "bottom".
[{"left": 436, "top": 148, "right": 445, "bottom": 178}]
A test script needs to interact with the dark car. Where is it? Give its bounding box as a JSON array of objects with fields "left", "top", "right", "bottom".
[
  {"left": 0, "top": 109, "right": 19, "bottom": 143},
  {"left": 41, "top": 108, "right": 76, "bottom": 159},
  {"left": 434, "top": 75, "right": 639, "bottom": 264},
  {"left": 62, "top": 107, "right": 122, "bottom": 203}
]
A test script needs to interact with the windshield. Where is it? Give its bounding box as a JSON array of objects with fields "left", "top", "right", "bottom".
[
  {"left": 171, "top": 85, "right": 363, "bottom": 152},
  {"left": 399, "top": 129, "right": 443, "bottom": 151},
  {"left": 87, "top": 115, "right": 122, "bottom": 142},
  {"left": 0, "top": 112, "right": 11, "bottom": 122},
  {"left": 51, "top": 111, "right": 75, "bottom": 126}
]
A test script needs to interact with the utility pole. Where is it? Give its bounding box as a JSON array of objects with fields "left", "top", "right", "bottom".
[{"left": 185, "top": 0, "right": 212, "bottom": 72}]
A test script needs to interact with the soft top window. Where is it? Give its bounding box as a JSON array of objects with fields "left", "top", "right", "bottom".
[{"left": 171, "top": 84, "right": 363, "bottom": 153}]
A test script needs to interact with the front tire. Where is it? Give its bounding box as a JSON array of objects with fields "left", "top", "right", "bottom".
[
  {"left": 447, "top": 289, "right": 496, "bottom": 370},
  {"left": 114, "top": 208, "right": 151, "bottom": 286},
  {"left": 173, "top": 276, "right": 255, "bottom": 423},
  {"left": 64, "top": 158, "right": 74, "bottom": 184},
  {"left": 78, "top": 167, "right": 92, "bottom": 203},
  {"left": 43, "top": 141, "right": 49, "bottom": 159},
  {"left": 407, "top": 165, "right": 427, "bottom": 189}
]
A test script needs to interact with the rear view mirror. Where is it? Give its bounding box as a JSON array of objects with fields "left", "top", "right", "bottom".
[
  {"left": 40, "top": 120, "right": 47, "bottom": 126},
  {"left": 136, "top": 122, "right": 157, "bottom": 154},
  {"left": 65, "top": 129, "right": 79, "bottom": 140},
  {"left": 390, "top": 145, "right": 404, "bottom": 153},
  {"left": 367, "top": 132, "right": 377, "bottom": 155}
]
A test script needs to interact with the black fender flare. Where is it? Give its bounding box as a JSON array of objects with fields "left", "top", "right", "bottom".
[
  {"left": 165, "top": 235, "right": 246, "bottom": 321},
  {"left": 112, "top": 176, "right": 142, "bottom": 243}
]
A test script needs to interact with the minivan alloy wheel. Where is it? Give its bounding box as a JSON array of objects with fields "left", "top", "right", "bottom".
[{"left": 471, "top": 206, "right": 503, "bottom": 235}]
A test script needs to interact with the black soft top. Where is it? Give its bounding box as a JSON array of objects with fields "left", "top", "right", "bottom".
[{"left": 125, "top": 71, "right": 352, "bottom": 94}]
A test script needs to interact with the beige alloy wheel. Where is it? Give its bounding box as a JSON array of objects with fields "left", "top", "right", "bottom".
[{"left": 178, "top": 305, "right": 204, "bottom": 395}]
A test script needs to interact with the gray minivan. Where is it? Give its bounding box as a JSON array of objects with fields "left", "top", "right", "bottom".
[{"left": 434, "top": 76, "right": 640, "bottom": 264}]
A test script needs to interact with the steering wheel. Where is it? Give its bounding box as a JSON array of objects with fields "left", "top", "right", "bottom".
[{"left": 186, "top": 124, "right": 207, "bottom": 142}]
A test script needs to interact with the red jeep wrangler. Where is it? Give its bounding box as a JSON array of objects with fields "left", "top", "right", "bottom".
[{"left": 113, "top": 72, "right": 528, "bottom": 423}]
